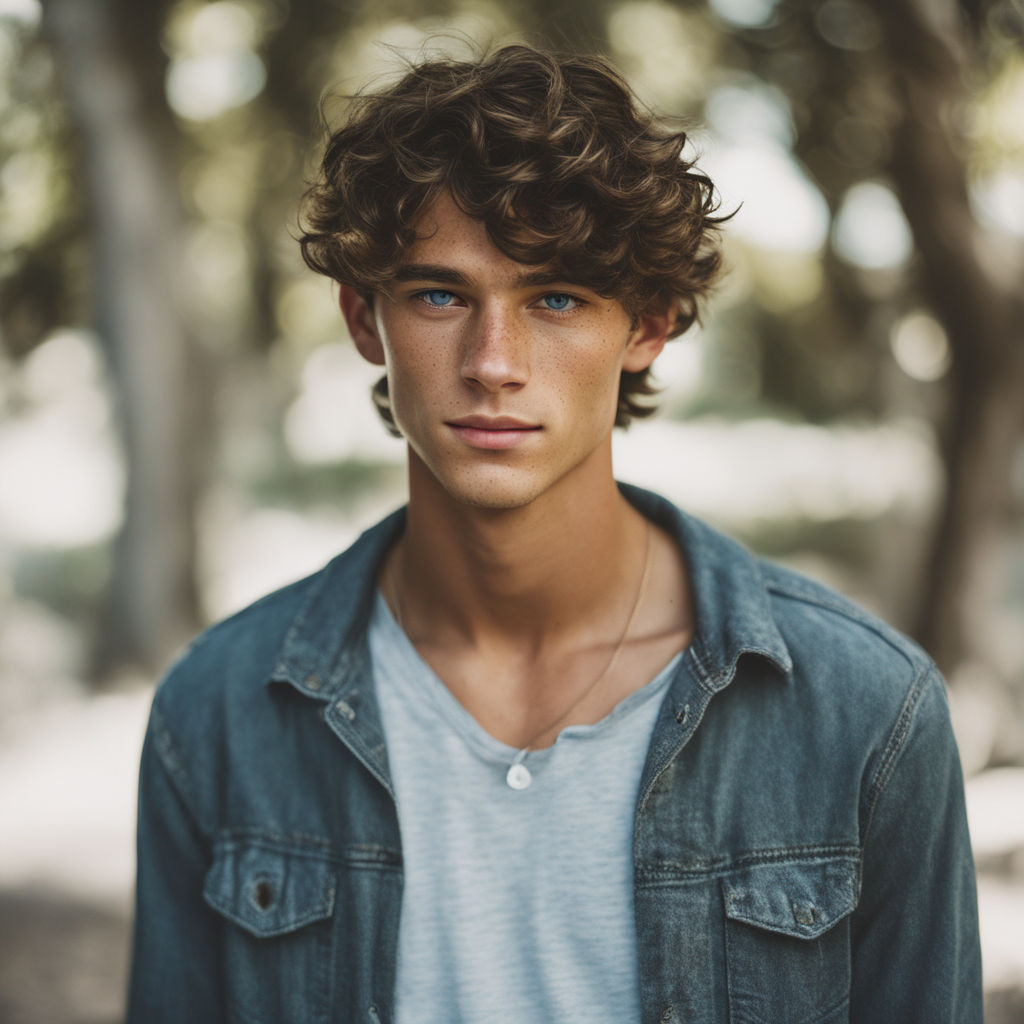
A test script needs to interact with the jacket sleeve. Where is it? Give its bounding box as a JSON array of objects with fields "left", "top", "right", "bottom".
[
  {"left": 850, "top": 667, "right": 983, "bottom": 1022},
  {"left": 126, "top": 699, "right": 223, "bottom": 1022}
]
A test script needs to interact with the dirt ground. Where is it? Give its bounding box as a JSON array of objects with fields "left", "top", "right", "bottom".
[{"left": 0, "top": 888, "right": 129, "bottom": 1024}]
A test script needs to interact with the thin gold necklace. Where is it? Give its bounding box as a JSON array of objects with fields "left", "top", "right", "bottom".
[{"left": 387, "top": 520, "right": 654, "bottom": 791}]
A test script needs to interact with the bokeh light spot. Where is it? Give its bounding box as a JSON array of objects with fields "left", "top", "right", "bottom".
[
  {"left": 0, "top": 0, "right": 40, "bottom": 25},
  {"left": 708, "top": 0, "right": 780, "bottom": 28},
  {"left": 891, "top": 311, "right": 952, "bottom": 382},
  {"left": 832, "top": 180, "right": 913, "bottom": 270},
  {"left": 701, "top": 144, "right": 830, "bottom": 253},
  {"left": 166, "top": 51, "right": 266, "bottom": 121}
]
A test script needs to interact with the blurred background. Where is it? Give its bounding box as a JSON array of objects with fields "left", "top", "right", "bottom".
[{"left": 0, "top": 0, "right": 1022, "bottom": 1019}]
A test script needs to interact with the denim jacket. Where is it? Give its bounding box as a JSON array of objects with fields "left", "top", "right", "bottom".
[{"left": 128, "top": 485, "right": 982, "bottom": 1023}]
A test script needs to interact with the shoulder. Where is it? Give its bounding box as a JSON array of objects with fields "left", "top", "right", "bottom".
[
  {"left": 750, "top": 558, "right": 951, "bottom": 784},
  {"left": 759, "top": 558, "right": 934, "bottom": 685},
  {"left": 151, "top": 507, "right": 403, "bottom": 735},
  {"left": 156, "top": 570, "right": 320, "bottom": 708},
  {"left": 626, "top": 482, "right": 940, "bottom": 703}
]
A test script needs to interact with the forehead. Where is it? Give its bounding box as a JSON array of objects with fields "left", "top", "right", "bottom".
[
  {"left": 395, "top": 192, "right": 623, "bottom": 303},
  {"left": 402, "top": 194, "right": 521, "bottom": 274}
]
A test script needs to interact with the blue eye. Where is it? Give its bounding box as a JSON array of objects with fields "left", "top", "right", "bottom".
[
  {"left": 541, "top": 293, "right": 576, "bottom": 311},
  {"left": 420, "top": 289, "right": 455, "bottom": 307}
]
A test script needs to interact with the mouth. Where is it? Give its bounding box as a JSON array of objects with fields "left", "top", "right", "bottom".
[{"left": 445, "top": 415, "right": 542, "bottom": 451}]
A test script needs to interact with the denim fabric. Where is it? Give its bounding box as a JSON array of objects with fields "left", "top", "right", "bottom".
[{"left": 127, "top": 485, "right": 982, "bottom": 1024}]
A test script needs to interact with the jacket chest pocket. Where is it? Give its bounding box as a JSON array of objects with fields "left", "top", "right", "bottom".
[
  {"left": 722, "top": 855, "right": 858, "bottom": 1024},
  {"left": 204, "top": 836, "right": 337, "bottom": 1024}
]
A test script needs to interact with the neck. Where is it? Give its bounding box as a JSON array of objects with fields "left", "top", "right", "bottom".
[{"left": 392, "top": 448, "right": 649, "bottom": 652}]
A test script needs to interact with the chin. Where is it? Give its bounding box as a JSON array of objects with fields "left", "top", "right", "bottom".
[
  {"left": 442, "top": 481, "right": 542, "bottom": 513},
  {"left": 434, "top": 464, "right": 554, "bottom": 513}
]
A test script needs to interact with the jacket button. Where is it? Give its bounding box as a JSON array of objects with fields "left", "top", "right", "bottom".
[
  {"left": 794, "top": 902, "right": 816, "bottom": 926},
  {"left": 253, "top": 881, "right": 276, "bottom": 909}
]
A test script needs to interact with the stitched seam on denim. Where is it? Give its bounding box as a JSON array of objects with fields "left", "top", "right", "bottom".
[
  {"left": 634, "top": 687, "right": 715, "bottom": 825},
  {"left": 214, "top": 831, "right": 402, "bottom": 869},
  {"left": 183, "top": 570, "right": 319, "bottom": 669},
  {"left": 637, "top": 845, "right": 859, "bottom": 883},
  {"left": 724, "top": 913, "right": 846, "bottom": 940},
  {"left": 276, "top": 511, "right": 405, "bottom": 692},
  {"left": 724, "top": 894, "right": 855, "bottom": 937},
  {"left": 861, "top": 666, "right": 931, "bottom": 850},
  {"left": 764, "top": 577, "right": 925, "bottom": 674},
  {"left": 207, "top": 892, "right": 336, "bottom": 937},
  {"left": 322, "top": 705, "right": 396, "bottom": 800},
  {"left": 720, "top": 890, "right": 842, "bottom": 1024},
  {"left": 149, "top": 700, "right": 214, "bottom": 843},
  {"left": 688, "top": 642, "right": 785, "bottom": 698},
  {"left": 687, "top": 642, "right": 714, "bottom": 687},
  {"left": 690, "top": 642, "right": 738, "bottom": 697},
  {"left": 724, "top": 882, "right": 853, "bottom": 1024},
  {"left": 724, "top": 894, "right": 741, "bottom": 1021},
  {"left": 204, "top": 841, "right": 339, "bottom": 936},
  {"left": 277, "top": 558, "right": 339, "bottom": 675}
]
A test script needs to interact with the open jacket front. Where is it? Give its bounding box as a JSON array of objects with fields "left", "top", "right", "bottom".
[{"left": 128, "top": 485, "right": 982, "bottom": 1024}]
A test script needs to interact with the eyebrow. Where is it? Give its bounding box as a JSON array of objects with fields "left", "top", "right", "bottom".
[{"left": 392, "top": 263, "right": 572, "bottom": 289}]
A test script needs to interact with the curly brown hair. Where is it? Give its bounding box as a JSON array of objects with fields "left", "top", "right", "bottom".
[{"left": 299, "top": 44, "right": 727, "bottom": 433}]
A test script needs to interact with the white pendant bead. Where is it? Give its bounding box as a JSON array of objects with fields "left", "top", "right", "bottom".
[{"left": 506, "top": 762, "right": 532, "bottom": 790}]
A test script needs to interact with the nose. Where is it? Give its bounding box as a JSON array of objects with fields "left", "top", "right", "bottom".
[{"left": 460, "top": 305, "right": 529, "bottom": 392}]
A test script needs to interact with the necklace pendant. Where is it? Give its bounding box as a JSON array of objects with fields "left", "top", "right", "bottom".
[{"left": 506, "top": 762, "right": 532, "bottom": 790}]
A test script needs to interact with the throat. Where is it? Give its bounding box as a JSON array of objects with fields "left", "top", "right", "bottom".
[{"left": 381, "top": 483, "right": 694, "bottom": 757}]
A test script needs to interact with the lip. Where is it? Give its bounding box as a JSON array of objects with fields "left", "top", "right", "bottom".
[{"left": 445, "top": 415, "right": 541, "bottom": 451}]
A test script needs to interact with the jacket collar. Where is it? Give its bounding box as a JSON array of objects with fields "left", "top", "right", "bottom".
[
  {"left": 270, "top": 505, "right": 407, "bottom": 701},
  {"left": 620, "top": 483, "right": 792, "bottom": 689},
  {"left": 269, "top": 486, "right": 792, "bottom": 797},
  {"left": 271, "top": 484, "right": 792, "bottom": 703}
]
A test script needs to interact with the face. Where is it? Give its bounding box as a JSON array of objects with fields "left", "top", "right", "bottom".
[{"left": 340, "top": 194, "right": 670, "bottom": 512}]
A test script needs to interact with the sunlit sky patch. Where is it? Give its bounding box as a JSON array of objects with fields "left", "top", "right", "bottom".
[
  {"left": 607, "top": 2, "right": 714, "bottom": 108},
  {"left": 705, "top": 80, "right": 795, "bottom": 149},
  {"left": 182, "top": 0, "right": 261, "bottom": 52},
  {"left": 165, "top": 1, "right": 266, "bottom": 122},
  {"left": 971, "top": 170, "right": 1024, "bottom": 238},
  {"left": 700, "top": 143, "right": 830, "bottom": 253},
  {"left": 0, "top": 0, "right": 39, "bottom": 25},
  {"left": 166, "top": 51, "right": 266, "bottom": 121},
  {"left": 0, "top": 331, "right": 123, "bottom": 548},
  {"left": 284, "top": 342, "right": 400, "bottom": 465},
  {"left": 615, "top": 417, "right": 940, "bottom": 527},
  {"left": 707, "top": 0, "right": 781, "bottom": 30},
  {"left": 832, "top": 180, "right": 914, "bottom": 269},
  {"left": 0, "top": 150, "right": 56, "bottom": 248},
  {"left": 649, "top": 333, "right": 703, "bottom": 404},
  {"left": 699, "top": 80, "right": 829, "bottom": 254}
]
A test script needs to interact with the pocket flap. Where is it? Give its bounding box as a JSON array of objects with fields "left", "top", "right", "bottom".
[
  {"left": 204, "top": 836, "right": 336, "bottom": 938},
  {"left": 723, "top": 856, "right": 858, "bottom": 940}
]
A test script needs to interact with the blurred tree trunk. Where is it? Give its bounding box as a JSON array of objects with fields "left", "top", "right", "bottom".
[
  {"left": 864, "top": 0, "right": 1024, "bottom": 674},
  {"left": 42, "top": 0, "right": 202, "bottom": 675}
]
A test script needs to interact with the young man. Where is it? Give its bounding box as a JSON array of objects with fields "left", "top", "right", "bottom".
[{"left": 128, "top": 45, "right": 982, "bottom": 1023}]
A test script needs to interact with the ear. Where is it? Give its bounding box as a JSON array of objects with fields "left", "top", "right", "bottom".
[
  {"left": 622, "top": 308, "right": 674, "bottom": 373},
  {"left": 339, "top": 286, "right": 386, "bottom": 366}
]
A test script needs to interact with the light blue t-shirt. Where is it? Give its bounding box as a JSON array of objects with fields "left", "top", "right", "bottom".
[{"left": 369, "top": 592, "right": 680, "bottom": 1024}]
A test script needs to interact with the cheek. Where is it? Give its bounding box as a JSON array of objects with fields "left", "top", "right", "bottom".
[
  {"left": 549, "top": 333, "right": 627, "bottom": 405},
  {"left": 379, "top": 324, "right": 449, "bottom": 402}
]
